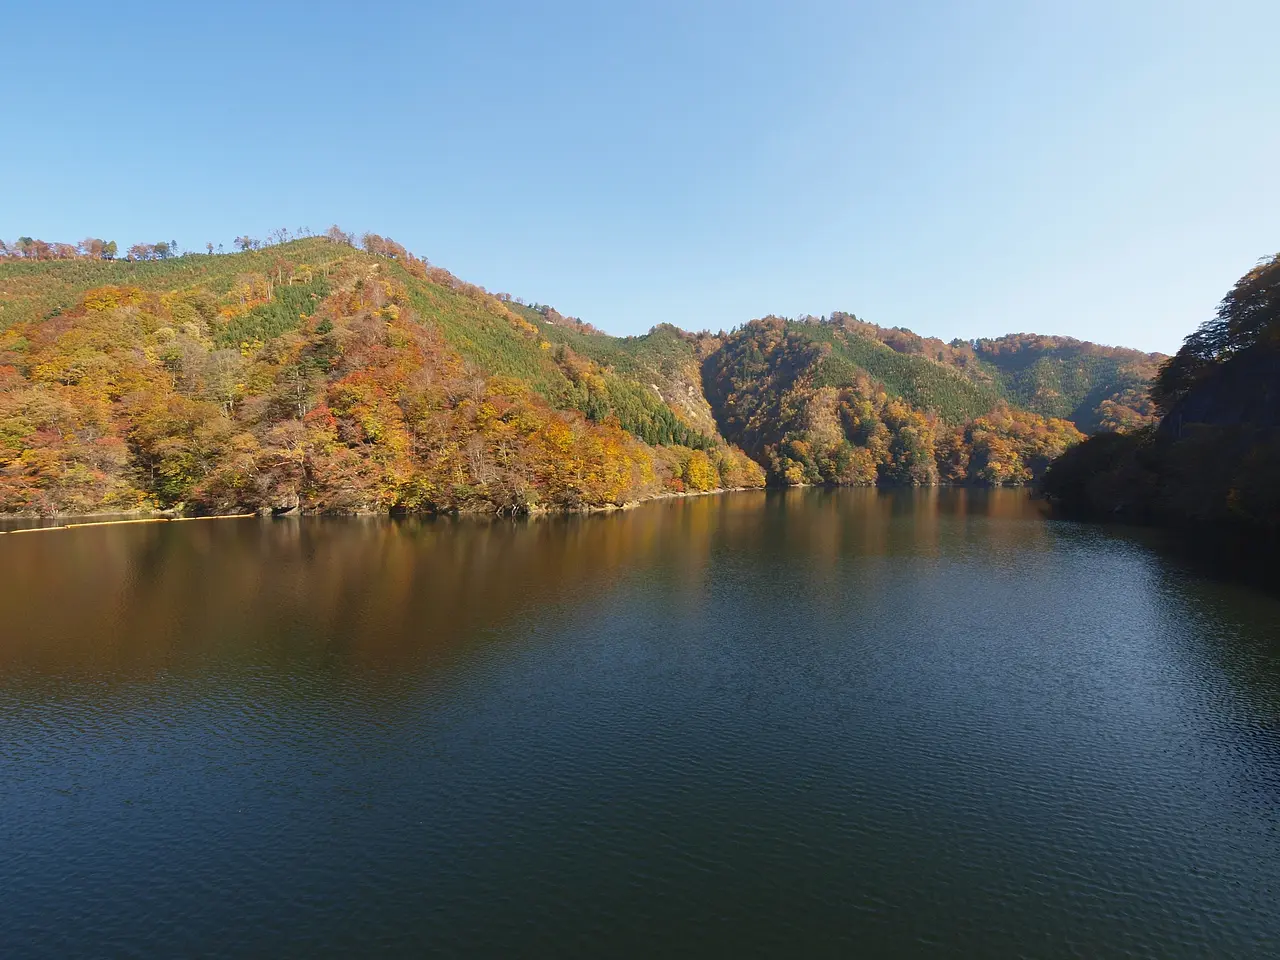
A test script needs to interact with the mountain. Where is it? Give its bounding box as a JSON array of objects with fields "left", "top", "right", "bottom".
[
  {"left": 703, "top": 316, "right": 1083, "bottom": 486},
  {"left": 805, "top": 314, "right": 1164, "bottom": 432},
  {"left": 1043, "top": 253, "right": 1280, "bottom": 535},
  {"left": 967, "top": 334, "right": 1163, "bottom": 433},
  {"left": 0, "top": 232, "right": 1160, "bottom": 515},
  {"left": 0, "top": 236, "right": 773, "bottom": 515}
]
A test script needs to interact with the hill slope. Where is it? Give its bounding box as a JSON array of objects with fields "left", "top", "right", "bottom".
[
  {"left": 0, "top": 238, "right": 763, "bottom": 514},
  {"left": 0, "top": 233, "right": 1163, "bottom": 514},
  {"left": 968, "top": 334, "right": 1163, "bottom": 432},
  {"left": 809, "top": 313, "right": 1164, "bottom": 432},
  {"left": 704, "top": 317, "right": 1082, "bottom": 486}
]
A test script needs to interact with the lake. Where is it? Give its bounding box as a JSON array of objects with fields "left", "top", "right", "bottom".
[{"left": 2, "top": 489, "right": 1279, "bottom": 957}]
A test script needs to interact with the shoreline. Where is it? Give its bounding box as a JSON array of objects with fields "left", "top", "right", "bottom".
[
  {"left": 0, "top": 482, "right": 1041, "bottom": 534},
  {"left": 0, "top": 487, "right": 761, "bottom": 534}
]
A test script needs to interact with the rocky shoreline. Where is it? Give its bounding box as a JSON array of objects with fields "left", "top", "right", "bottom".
[{"left": 0, "top": 486, "right": 764, "bottom": 532}]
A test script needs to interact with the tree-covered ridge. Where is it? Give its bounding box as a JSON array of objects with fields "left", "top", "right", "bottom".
[
  {"left": 510, "top": 305, "right": 725, "bottom": 444},
  {"left": 808, "top": 313, "right": 1164, "bottom": 434},
  {"left": 5, "top": 228, "right": 1182, "bottom": 515},
  {"left": 0, "top": 238, "right": 353, "bottom": 334},
  {"left": 799, "top": 317, "right": 1003, "bottom": 423},
  {"left": 0, "top": 238, "right": 763, "bottom": 515},
  {"left": 1043, "top": 253, "right": 1280, "bottom": 533},
  {"left": 1, "top": 237, "right": 121, "bottom": 261},
  {"left": 967, "top": 334, "right": 1164, "bottom": 433},
  {"left": 703, "top": 317, "right": 1083, "bottom": 487}
]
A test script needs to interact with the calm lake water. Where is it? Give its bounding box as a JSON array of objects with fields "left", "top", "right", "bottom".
[{"left": 2, "top": 489, "right": 1279, "bottom": 957}]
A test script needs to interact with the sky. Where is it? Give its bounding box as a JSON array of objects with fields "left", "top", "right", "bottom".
[{"left": 3, "top": 1, "right": 1277, "bottom": 353}]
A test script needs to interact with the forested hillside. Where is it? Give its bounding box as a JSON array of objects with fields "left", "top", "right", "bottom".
[
  {"left": 1044, "top": 253, "right": 1280, "bottom": 536},
  {"left": 968, "top": 335, "right": 1163, "bottom": 432},
  {"left": 704, "top": 317, "right": 1083, "bottom": 487},
  {"left": 0, "top": 229, "right": 1166, "bottom": 515},
  {"left": 0, "top": 234, "right": 763, "bottom": 515},
  {"left": 812, "top": 313, "right": 1164, "bottom": 432}
]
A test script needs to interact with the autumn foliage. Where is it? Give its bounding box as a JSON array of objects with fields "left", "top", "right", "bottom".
[
  {"left": 815, "top": 313, "right": 1162, "bottom": 433},
  {"left": 2, "top": 230, "right": 1174, "bottom": 516},
  {"left": 0, "top": 242, "right": 765, "bottom": 515},
  {"left": 704, "top": 318, "right": 1084, "bottom": 487}
]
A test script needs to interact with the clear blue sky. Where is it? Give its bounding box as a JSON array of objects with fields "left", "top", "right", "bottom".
[{"left": 3, "top": 1, "right": 1277, "bottom": 353}]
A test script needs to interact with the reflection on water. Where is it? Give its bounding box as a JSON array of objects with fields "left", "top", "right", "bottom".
[
  {"left": 2, "top": 489, "right": 1279, "bottom": 957},
  {"left": 0, "top": 489, "right": 1050, "bottom": 680}
]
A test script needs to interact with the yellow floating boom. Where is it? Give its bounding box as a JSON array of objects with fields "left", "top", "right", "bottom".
[{"left": 0, "top": 514, "right": 258, "bottom": 535}]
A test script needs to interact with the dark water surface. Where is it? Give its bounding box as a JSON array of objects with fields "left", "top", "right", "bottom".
[{"left": 2, "top": 489, "right": 1279, "bottom": 957}]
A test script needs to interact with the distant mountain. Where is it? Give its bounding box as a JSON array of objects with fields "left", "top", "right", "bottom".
[
  {"left": 703, "top": 316, "right": 1082, "bottom": 487},
  {"left": 0, "top": 232, "right": 1163, "bottom": 515},
  {"left": 967, "top": 334, "right": 1163, "bottom": 433},
  {"left": 810, "top": 314, "right": 1164, "bottom": 433}
]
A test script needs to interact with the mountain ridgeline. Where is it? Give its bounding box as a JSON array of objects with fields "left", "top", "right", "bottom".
[{"left": 0, "top": 233, "right": 1160, "bottom": 515}]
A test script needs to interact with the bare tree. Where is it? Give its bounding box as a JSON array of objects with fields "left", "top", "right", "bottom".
[{"left": 324, "top": 225, "right": 353, "bottom": 246}]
